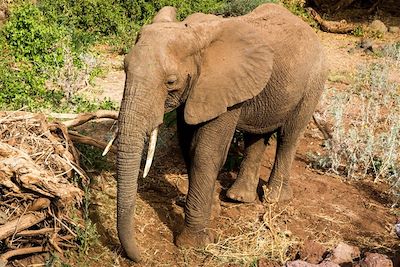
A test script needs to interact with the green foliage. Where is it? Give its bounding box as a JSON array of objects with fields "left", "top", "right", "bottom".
[
  {"left": 76, "top": 143, "right": 113, "bottom": 171},
  {"left": 352, "top": 25, "right": 364, "bottom": 37},
  {"left": 220, "top": 0, "right": 277, "bottom": 17},
  {"left": 282, "top": 0, "right": 317, "bottom": 28},
  {"left": 4, "top": 3, "right": 65, "bottom": 67}
]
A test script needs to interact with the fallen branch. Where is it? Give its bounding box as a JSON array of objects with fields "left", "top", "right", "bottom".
[
  {"left": 16, "top": 228, "right": 60, "bottom": 237},
  {"left": 59, "top": 110, "right": 118, "bottom": 128},
  {"left": 0, "top": 142, "right": 83, "bottom": 203},
  {"left": 69, "top": 131, "right": 117, "bottom": 154},
  {"left": 0, "top": 246, "right": 50, "bottom": 266},
  {"left": 0, "top": 213, "right": 47, "bottom": 240},
  {"left": 307, "top": 7, "right": 354, "bottom": 34}
]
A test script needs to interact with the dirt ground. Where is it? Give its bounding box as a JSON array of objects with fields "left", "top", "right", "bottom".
[{"left": 10, "top": 17, "right": 400, "bottom": 267}]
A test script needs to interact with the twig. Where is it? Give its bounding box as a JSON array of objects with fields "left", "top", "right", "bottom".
[
  {"left": 49, "top": 233, "right": 63, "bottom": 254},
  {"left": 16, "top": 228, "right": 60, "bottom": 237},
  {"left": 48, "top": 210, "right": 77, "bottom": 238}
]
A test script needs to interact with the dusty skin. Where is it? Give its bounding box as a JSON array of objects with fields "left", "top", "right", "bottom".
[{"left": 24, "top": 7, "right": 397, "bottom": 267}]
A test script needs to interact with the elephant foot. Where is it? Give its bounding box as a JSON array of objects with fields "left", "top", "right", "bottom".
[
  {"left": 264, "top": 182, "right": 293, "bottom": 203},
  {"left": 175, "top": 227, "right": 214, "bottom": 248},
  {"left": 226, "top": 179, "right": 258, "bottom": 203}
]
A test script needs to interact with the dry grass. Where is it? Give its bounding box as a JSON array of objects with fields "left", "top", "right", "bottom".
[{"left": 179, "top": 203, "right": 299, "bottom": 266}]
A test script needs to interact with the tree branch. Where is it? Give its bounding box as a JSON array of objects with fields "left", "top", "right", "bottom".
[
  {"left": 59, "top": 110, "right": 118, "bottom": 128},
  {"left": 0, "top": 213, "right": 47, "bottom": 240},
  {"left": 307, "top": 7, "right": 355, "bottom": 34},
  {"left": 68, "top": 131, "right": 117, "bottom": 154}
]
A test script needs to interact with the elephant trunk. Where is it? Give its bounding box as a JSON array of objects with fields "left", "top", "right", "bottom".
[{"left": 116, "top": 96, "right": 153, "bottom": 262}]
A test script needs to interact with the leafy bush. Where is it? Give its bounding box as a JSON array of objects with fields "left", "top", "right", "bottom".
[
  {"left": 0, "top": 1, "right": 120, "bottom": 112},
  {"left": 4, "top": 3, "right": 65, "bottom": 67}
]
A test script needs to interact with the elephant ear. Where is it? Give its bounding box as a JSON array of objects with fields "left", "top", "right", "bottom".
[
  {"left": 184, "top": 20, "right": 274, "bottom": 125},
  {"left": 152, "top": 6, "right": 177, "bottom": 23}
]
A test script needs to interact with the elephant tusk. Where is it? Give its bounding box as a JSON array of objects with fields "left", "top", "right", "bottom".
[
  {"left": 143, "top": 128, "right": 158, "bottom": 178},
  {"left": 102, "top": 128, "right": 118, "bottom": 156}
]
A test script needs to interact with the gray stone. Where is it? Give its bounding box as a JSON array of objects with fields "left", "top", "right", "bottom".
[{"left": 369, "top": 19, "right": 388, "bottom": 34}]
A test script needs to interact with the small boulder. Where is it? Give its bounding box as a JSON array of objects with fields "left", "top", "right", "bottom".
[
  {"left": 357, "top": 253, "right": 393, "bottom": 267},
  {"left": 258, "top": 258, "right": 280, "bottom": 267},
  {"left": 300, "top": 240, "right": 327, "bottom": 264},
  {"left": 395, "top": 217, "right": 400, "bottom": 238},
  {"left": 326, "top": 242, "right": 360, "bottom": 265},
  {"left": 359, "top": 38, "right": 373, "bottom": 50},
  {"left": 369, "top": 19, "right": 388, "bottom": 34},
  {"left": 285, "top": 260, "right": 339, "bottom": 267},
  {"left": 388, "top": 26, "right": 399, "bottom": 34}
]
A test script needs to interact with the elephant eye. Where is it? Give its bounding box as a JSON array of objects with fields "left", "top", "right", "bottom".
[{"left": 165, "top": 75, "right": 178, "bottom": 90}]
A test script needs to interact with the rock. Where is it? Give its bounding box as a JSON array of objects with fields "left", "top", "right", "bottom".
[
  {"left": 359, "top": 38, "right": 373, "bottom": 50},
  {"left": 327, "top": 242, "right": 360, "bottom": 265},
  {"left": 369, "top": 19, "right": 388, "bottom": 34},
  {"left": 395, "top": 218, "right": 400, "bottom": 238},
  {"left": 300, "top": 240, "right": 327, "bottom": 264},
  {"left": 357, "top": 253, "right": 393, "bottom": 267},
  {"left": 388, "top": 26, "right": 399, "bottom": 33},
  {"left": 258, "top": 258, "right": 280, "bottom": 267},
  {"left": 285, "top": 260, "right": 339, "bottom": 267}
]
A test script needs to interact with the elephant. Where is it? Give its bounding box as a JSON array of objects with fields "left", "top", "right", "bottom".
[{"left": 116, "top": 3, "right": 327, "bottom": 262}]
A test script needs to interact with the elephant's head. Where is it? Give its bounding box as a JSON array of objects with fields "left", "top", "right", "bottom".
[{"left": 117, "top": 6, "right": 274, "bottom": 262}]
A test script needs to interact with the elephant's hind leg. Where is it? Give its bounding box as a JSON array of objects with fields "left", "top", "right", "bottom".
[
  {"left": 266, "top": 90, "right": 323, "bottom": 202},
  {"left": 226, "top": 133, "right": 271, "bottom": 202}
]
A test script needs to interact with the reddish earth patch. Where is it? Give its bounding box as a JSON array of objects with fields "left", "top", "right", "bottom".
[{"left": 83, "top": 122, "right": 398, "bottom": 267}]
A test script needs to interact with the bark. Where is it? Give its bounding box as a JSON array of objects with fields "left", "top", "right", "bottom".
[
  {"left": 0, "top": 213, "right": 47, "bottom": 240},
  {"left": 0, "top": 142, "right": 83, "bottom": 204},
  {"left": 0, "top": 246, "right": 50, "bottom": 266},
  {"left": 59, "top": 110, "right": 119, "bottom": 128}
]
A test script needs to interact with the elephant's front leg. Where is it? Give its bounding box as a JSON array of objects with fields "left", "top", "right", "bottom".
[{"left": 176, "top": 108, "right": 241, "bottom": 248}]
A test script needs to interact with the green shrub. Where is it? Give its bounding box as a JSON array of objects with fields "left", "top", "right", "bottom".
[
  {"left": 4, "top": 3, "right": 65, "bottom": 67},
  {"left": 220, "top": 0, "right": 277, "bottom": 17}
]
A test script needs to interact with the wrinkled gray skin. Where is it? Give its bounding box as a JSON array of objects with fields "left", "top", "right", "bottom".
[{"left": 117, "top": 4, "right": 327, "bottom": 262}]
